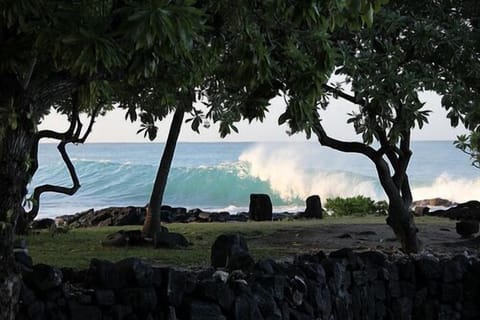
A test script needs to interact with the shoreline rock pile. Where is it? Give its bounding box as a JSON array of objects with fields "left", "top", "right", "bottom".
[{"left": 31, "top": 194, "right": 326, "bottom": 230}]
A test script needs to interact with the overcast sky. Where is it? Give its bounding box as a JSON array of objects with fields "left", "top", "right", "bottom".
[{"left": 39, "top": 91, "right": 469, "bottom": 143}]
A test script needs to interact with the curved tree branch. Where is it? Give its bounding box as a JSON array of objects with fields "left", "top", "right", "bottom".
[
  {"left": 22, "top": 58, "right": 37, "bottom": 90},
  {"left": 78, "top": 102, "right": 102, "bottom": 143},
  {"left": 26, "top": 98, "right": 103, "bottom": 222},
  {"left": 28, "top": 93, "right": 80, "bottom": 178},
  {"left": 311, "top": 119, "right": 378, "bottom": 161},
  {"left": 377, "top": 128, "right": 400, "bottom": 170},
  {"left": 322, "top": 84, "right": 367, "bottom": 106},
  {"left": 27, "top": 141, "right": 80, "bottom": 221},
  {"left": 401, "top": 174, "right": 413, "bottom": 208}
]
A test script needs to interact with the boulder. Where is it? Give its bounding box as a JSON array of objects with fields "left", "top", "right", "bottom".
[
  {"left": 58, "top": 207, "right": 146, "bottom": 228},
  {"left": 426, "top": 200, "right": 480, "bottom": 220},
  {"left": 24, "top": 264, "right": 63, "bottom": 292},
  {"left": 88, "top": 259, "right": 125, "bottom": 289},
  {"left": 197, "top": 279, "right": 235, "bottom": 311},
  {"left": 412, "top": 198, "right": 455, "bottom": 208},
  {"left": 229, "top": 213, "right": 249, "bottom": 222},
  {"left": 30, "top": 218, "right": 55, "bottom": 230},
  {"left": 94, "top": 289, "right": 115, "bottom": 306},
  {"left": 249, "top": 194, "right": 272, "bottom": 221},
  {"left": 304, "top": 195, "right": 323, "bottom": 219},
  {"left": 164, "top": 269, "right": 198, "bottom": 307},
  {"left": 187, "top": 300, "right": 226, "bottom": 320},
  {"left": 212, "top": 211, "right": 231, "bottom": 222},
  {"left": 117, "top": 287, "right": 157, "bottom": 317},
  {"left": 456, "top": 220, "right": 479, "bottom": 238},
  {"left": 413, "top": 206, "right": 429, "bottom": 217},
  {"left": 197, "top": 211, "right": 213, "bottom": 222},
  {"left": 211, "top": 234, "right": 253, "bottom": 271},
  {"left": 68, "top": 300, "right": 102, "bottom": 320},
  {"left": 116, "top": 258, "right": 153, "bottom": 287},
  {"left": 154, "top": 231, "right": 190, "bottom": 248}
]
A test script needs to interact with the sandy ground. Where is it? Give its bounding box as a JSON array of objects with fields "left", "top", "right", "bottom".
[{"left": 249, "top": 221, "right": 480, "bottom": 258}]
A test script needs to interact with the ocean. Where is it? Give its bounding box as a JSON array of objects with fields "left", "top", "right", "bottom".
[{"left": 30, "top": 141, "right": 480, "bottom": 219}]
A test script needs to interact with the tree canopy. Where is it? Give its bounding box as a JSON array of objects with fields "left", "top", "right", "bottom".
[{"left": 0, "top": 0, "right": 205, "bottom": 229}]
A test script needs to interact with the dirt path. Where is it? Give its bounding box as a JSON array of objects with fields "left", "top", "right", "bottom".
[{"left": 249, "top": 221, "right": 480, "bottom": 257}]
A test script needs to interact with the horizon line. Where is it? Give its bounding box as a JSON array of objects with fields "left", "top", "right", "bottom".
[{"left": 39, "top": 139, "right": 457, "bottom": 144}]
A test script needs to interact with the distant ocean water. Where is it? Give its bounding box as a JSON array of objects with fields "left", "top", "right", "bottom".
[{"left": 30, "top": 141, "right": 480, "bottom": 219}]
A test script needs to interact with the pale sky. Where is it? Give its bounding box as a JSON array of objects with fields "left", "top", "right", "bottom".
[{"left": 39, "top": 91, "right": 469, "bottom": 143}]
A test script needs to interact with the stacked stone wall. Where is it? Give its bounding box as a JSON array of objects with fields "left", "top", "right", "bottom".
[{"left": 17, "top": 250, "right": 480, "bottom": 320}]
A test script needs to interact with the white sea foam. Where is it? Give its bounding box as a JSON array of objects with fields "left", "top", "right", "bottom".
[
  {"left": 239, "top": 144, "right": 382, "bottom": 201},
  {"left": 239, "top": 144, "right": 480, "bottom": 204},
  {"left": 412, "top": 173, "right": 480, "bottom": 203}
]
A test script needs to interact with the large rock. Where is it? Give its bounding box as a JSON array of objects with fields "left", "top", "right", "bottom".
[
  {"left": 115, "top": 258, "right": 153, "bottom": 287},
  {"left": 101, "top": 230, "right": 147, "bottom": 247},
  {"left": 426, "top": 200, "right": 480, "bottom": 220},
  {"left": 456, "top": 220, "right": 479, "bottom": 238},
  {"left": 412, "top": 198, "right": 455, "bottom": 208},
  {"left": 68, "top": 300, "right": 102, "bottom": 320},
  {"left": 187, "top": 299, "right": 226, "bottom": 320},
  {"left": 30, "top": 218, "right": 55, "bottom": 230},
  {"left": 24, "top": 264, "right": 63, "bottom": 292},
  {"left": 211, "top": 234, "right": 254, "bottom": 271},
  {"left": 163, "top": 269, "right": 198, "bottom": 307},
  {"left": 117, "top": 287, "right": 157, "bottom": 317},
  {"left": 249, "top": 194, "right": 272, "bottom": 221},
  {"left": 304, "top": 195, "right": 323, "bottom": 219},
  {"left": 58, "top": 207, "right": 146, "bottom": 228},
  {"left": 154, "top": 231, "right": 190, "bottom": 249},
  {"left": 88, "top": 259, "right": 125, "bottom": 289},
  {"left": 413, "top": 206, "right": 429, "bottom": 217},
  {"left": 197, "top": 279, "right": 235, "bottom": 311}
]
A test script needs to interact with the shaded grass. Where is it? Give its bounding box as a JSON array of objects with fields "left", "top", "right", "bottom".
[{"left": 24, "top": 215, "right": 451, "bottom": 269}]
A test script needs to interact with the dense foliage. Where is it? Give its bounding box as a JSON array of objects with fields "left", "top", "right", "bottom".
[{"left": 325, "top": 196, "right": 388, "bottom": 217}]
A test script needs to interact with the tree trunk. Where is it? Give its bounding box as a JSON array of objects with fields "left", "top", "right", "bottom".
[
  {"left": 142, "top": 106, "right": 185, "bottom": 238},
  {"left": 375, "top": 159, "right": 421, "bottom": 253},
  {"left": 0, "top": 223, "right": 22, "bottom": 320},
  {"left": 0, "top": 121, "right": 36, "bottom": 319},
  {"left": 386, "top": 195, "right": 422, "bottom": 253}
]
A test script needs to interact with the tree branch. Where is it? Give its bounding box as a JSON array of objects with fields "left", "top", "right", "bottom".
[
  {"left": 377, "top": 128, "right": 400, "bottom": 170},
  {"left": 393, "top": 131, "right": 412, "bottom": 194},
  {"left": 311, "top": 118, "right": 378, "bottom": 161},
  {"left": 78, "top": 102, "right": 102, "bottom": 143},
  {"left": 322, "top": 84, "right": 367, "bottom": 106},
  {"left": 26, "top": 97, "right": 102, "bottom": 222},
  {"left": 29, "top": 94, "right": 80, "bottom": 178},
  {"left": 22, "top": 58, "right": 37, "bottom": 90},
  {"left": 27, "top": 141, "right": 80, "bottom": 221},
  {"left": 401, "top": 174, "right": 413, "bottom": 208}
]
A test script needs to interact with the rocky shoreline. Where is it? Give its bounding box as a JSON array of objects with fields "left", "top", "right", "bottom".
[
  {"left": 31, "top": 197, "right": 480, "bottom": 231},
  {"left": 32, "top": 205, "right": 306, "bottom": 230},
  {"left": 31, "top": 194, "right": 324, "bottom": 230}
]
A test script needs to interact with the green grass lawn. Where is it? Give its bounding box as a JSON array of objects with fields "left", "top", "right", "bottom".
[{"left": 23, "top": 215, "right": 450, "bottom": 269}]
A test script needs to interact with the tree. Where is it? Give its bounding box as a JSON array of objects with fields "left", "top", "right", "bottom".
[
  {"left": 0, "top": 1, "right": 203, "bottom": 318},
  {"left": 289, "top": 0, "right": 480, "bottom": 253},
  {"left": 432, "top": 0, "right": 480, "bottom": 169},
  {"left": 131, "top": 0, "right": 384, "bottom": 238},
  {"left": 208, "top": 0, "right": 480, "bottom": 253}
]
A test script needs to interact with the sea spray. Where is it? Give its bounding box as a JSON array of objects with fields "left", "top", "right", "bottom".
[
  {"left": 411, "top": 174, "right": 480, "bottom": 203},
  {"left": 239, "top": 143, "right": 383, "bottom": 201}
]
